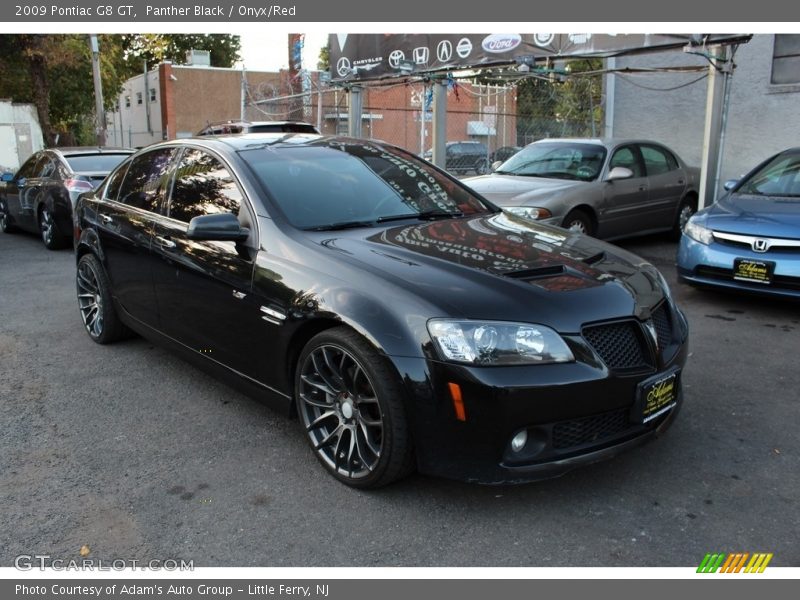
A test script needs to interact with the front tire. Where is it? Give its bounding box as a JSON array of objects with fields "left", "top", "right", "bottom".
[
  {"left": 562, "top": 208, "right": 595, "bottom": 236},
  {"left": 295, "top": 327, "right": 414, "bottom": 488},
  {"left": 76, "top": 253, "right": 127, "bottom": 344}
]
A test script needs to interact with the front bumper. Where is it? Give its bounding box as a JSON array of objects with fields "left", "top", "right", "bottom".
[
  {"left": 677, "top": 235, "right": 800, "bottom": 299},
  {"left": 391, "top": 309, "right": 689, "bottom": 484}
]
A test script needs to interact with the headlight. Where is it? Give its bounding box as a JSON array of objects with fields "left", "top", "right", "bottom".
[
  {"left": 504, "top": 206, "right": 552, "bottom": 220},
  {"left": 684, "top": 217, "right": 713, "bottom": 245},
  {"left": 427, "top": 319, "right": 574, "bottom": 366}
]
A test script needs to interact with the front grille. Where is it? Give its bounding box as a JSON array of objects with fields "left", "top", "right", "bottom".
[
  {"left": 583, "top": 321, "right": 651, "bottom": 371},
  {"left": 696, "top": 266, "right": 800, "bottom": 291},
  {"left": 651, "top": 303, "right": 672, "bottom": 349},
  {"left": 552, "top": 408, "right": 629, "bottom": 450}
]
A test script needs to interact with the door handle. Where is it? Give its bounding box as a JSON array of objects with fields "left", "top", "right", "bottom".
[
  {"left": 99, "top": 214, "right": 113, "bottom": 224},
  {"left": 155, "top": 235, "right": 176, "bottom": 249}
]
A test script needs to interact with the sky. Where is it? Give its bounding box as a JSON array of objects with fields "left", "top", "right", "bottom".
[{"left": 237, "top": 32, "right": 329, "bottom": 72}]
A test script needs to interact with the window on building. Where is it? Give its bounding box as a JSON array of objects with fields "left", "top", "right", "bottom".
[
  {"left": 149, "top": 88, "right": 157, "bottom": 102},
  {"left": 136, "top": 92, "right": 143, "bottom": 105},
  {"left": 124, "top": 96, "right": 130, "bottom": 108},
  {"left": 772, "top": 34, "right": 800, "bottom": 85}
]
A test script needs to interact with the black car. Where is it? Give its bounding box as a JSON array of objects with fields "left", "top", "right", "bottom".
[
  {"left": 424, "top": 141, "right": 490, "bottom": 175},
  {"left": 491, "top": 145, "right": 522, "bottom": 164},
  {"left": 197, "top": 120, "right": 320, "bottom": 136},
  {"left": 74, "top": 134, "right": 688, "bottom": 488},
  {"left": 1, "top": 147, "right": 133, "bottom": 249}
]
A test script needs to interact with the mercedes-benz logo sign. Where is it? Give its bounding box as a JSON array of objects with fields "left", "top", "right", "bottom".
[
  {"left": 388, "top": 50, "right": 405, "bottom": 68},
  {"left": 336, "top": 57, "right": 351, "bottom": 77},
  {"left": 437, "top": 40, "right": 453, "bottom": 62}
]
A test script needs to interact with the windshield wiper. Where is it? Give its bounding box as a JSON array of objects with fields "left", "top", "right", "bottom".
[
  {"left": 377, "top": 209, "right": 464, "bottom": 223},
  {"left": 308, "top": 210, "right": 466, "bottom": 231},
  {"left": 307, "top": 219, "right": 376, "bottom": 231}
]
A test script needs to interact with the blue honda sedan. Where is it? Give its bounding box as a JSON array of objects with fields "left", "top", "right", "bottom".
[{"left": 677, "top": 148, "right": 800, "bottom": 298}]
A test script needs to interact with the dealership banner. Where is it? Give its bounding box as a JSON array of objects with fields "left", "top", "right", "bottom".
[{"left": 328, "top": 33, "right": 752, "bottom": 81}]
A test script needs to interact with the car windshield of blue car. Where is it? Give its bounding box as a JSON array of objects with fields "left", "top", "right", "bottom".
[
  {"left": 240, "top": 140, "right": 495, "bottom": 230},
  {"left": 494, "top": 142, "right": 607, "bottom": 181},
  {"left": 738, "top": 153, "right": 800, "bottom": 197}
]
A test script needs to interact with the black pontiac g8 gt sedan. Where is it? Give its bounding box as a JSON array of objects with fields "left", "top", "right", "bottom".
[{"left": 73, "top": 134, "right": 689, "bottom": 488}]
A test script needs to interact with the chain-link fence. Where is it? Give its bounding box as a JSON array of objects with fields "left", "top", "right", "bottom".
[{"left": 230, "top": 72, "right": 605, "bottom": 177}]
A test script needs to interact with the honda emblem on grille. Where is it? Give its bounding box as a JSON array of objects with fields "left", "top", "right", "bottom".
[
  {"left": 752, "top": 238, "right": 769, "bottom": 253},
  {"left": 644, "top": 320, "right": 659, "bottom": 350}
]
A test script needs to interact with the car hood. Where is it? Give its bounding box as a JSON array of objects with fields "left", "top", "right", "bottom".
[
  {"left": 312, "top": 213, "right": 667, "bottom": 332},
  {"left": 705, "top": 193, "right": 800, "bottom": 238},
  {"left": 463, "top": 174, "right": 582, "bottom": 206}
]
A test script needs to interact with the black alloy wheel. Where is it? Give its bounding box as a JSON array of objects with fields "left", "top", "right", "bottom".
[
  {"left": 296, "top": 328, "right": 414, "bottom": 488},
  {"left": 76, "top": 254, "right": 127, "bottom": 344},
  {"left": 0, "top": 199, "right": 16, "bottom": 233}
]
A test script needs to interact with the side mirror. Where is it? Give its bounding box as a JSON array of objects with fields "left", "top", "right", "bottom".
[
  {"left": 1, "top": 172, "right": 14, "bottom": 183},
  {"left": 723, "top": 179, "right": 739, "bottom": 191},
  {"left": 186, "top": 213, "right": 249, "bottom": 242},
  {"left": 605, "top": 166, "right": 634, "bottom": 182},
  {"left": 491, "top": 160, "right": 503, "bottom": 172}
]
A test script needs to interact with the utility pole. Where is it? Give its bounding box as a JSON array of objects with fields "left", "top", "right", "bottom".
[{"left": 88, "top": 34, "right": 106, "bottom": 147}]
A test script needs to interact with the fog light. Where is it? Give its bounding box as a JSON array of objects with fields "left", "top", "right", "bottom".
[{"left": 511, "top": 430, "right": 528, "bottom": 453}]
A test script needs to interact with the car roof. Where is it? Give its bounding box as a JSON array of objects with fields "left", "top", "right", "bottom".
[
  {"left": 48, "top": 146, "right": 134, "bottom": 156},
  {"left": 531, "top": 138, "right": 671, "bottom": 147}
]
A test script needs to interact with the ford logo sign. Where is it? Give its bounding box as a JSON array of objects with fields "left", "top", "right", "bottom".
[{"left": 481, "top": 34, "right": 522, "bottom": 54}]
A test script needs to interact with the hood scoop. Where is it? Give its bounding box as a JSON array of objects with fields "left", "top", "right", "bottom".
[
  {"left": 582, "top": 251, "right": 606, "bottom": 265},
  {"left": 503, "top": 265, "right": 566, "bottom": 281}
]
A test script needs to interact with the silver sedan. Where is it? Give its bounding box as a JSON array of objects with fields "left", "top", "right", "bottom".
[{"left": 463, "top": 138, "right": 700, "bottom": 240}]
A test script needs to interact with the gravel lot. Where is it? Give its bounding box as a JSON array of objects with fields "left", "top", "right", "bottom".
[{"left": 1, "top": 229, "right": 798, "bottom": 567}]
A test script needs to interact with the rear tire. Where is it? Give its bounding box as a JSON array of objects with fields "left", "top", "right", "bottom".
[
  {"left": 0, "top": 199, "right": 17, "bottom": 233},
  {"left": 39, "top": 205, "right": 67, "bottom": 250},
  {"left": 76, "top": 254, "right": 128, "bottom": 344},
  {"left": 295, "top": 327, "right": 415, "bottom": 488},
  {"left": 672, "top": 197, "right": 697, "bottom": 240},
  {"left": 562, "top": 209, "right": 595, "bottom": 236}
]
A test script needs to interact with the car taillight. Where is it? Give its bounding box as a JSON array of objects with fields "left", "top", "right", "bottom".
[{"left": 65, "top": 178, "right": 94, "bottom": 193}]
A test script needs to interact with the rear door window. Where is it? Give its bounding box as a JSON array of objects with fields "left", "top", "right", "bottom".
[
  {"left": 116, "top": 148, "right": 177, "bottom": 213},
  {"left": 640, "top": 145, "right": 678, "bottom": 176}
]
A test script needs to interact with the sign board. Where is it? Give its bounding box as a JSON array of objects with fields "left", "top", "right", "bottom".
[{"left": 329, "top": 33, "right": 752, "bottom": 82}]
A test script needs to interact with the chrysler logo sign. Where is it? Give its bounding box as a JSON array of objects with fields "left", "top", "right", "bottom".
[{"left": 481, "top": 34, "right": 522, "bottom": 54}]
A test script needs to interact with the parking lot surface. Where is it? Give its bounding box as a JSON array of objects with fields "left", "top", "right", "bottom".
[{"left": 0, "top": 230, "right": 797, "bottom": 567}]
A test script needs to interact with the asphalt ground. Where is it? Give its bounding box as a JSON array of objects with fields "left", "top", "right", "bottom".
[{"left": 0, "top": 228, "right": 797, "bottom": 567}]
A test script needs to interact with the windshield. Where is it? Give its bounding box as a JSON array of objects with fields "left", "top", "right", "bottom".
[
  {"left": 65, "top": 153, "right": 131, "bottom": 173},
  {"left": 240, "top": 140, "right": 495, "bottom": 230},
  {"left": 738, "top": 152, "right": 800, "bottom": 197},
  {"left": 496, "top": 142, "right": 607, "bottom": 181}
]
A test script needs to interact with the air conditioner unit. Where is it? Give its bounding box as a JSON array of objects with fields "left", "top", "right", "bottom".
[{"left": 185, "top": 50, "right": 211, "bottom": 67}]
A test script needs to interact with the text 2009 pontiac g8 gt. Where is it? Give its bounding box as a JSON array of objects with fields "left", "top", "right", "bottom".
[{"left": 74, "top": 135, "right": 688, "bottom": 488}]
